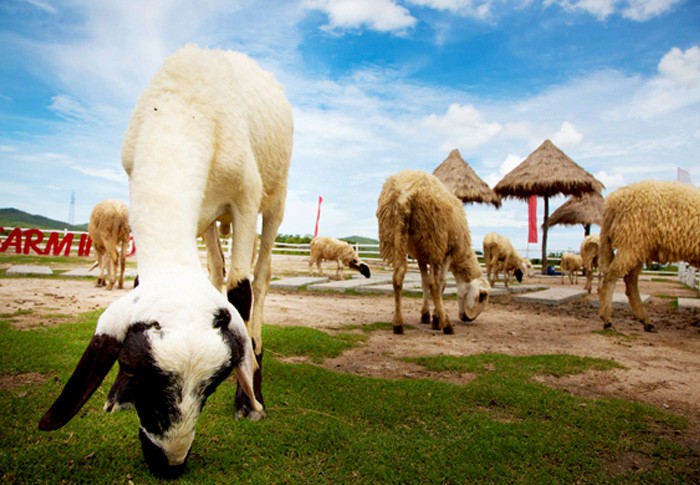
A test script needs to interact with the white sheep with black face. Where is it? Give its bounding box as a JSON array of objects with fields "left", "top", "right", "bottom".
[{"left": 39, "top": 44, "right": 292, "bottom": 478}]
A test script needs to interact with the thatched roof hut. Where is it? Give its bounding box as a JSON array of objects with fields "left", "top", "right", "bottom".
[
  {"left": 493, "top": 139, "right": 603, "bottom": 273},
  {"left": 545, "top": 192, "right": 604, "bottom": 236},
  {"left": 433, "top": 149, "right": 501, "bottom": 208}
]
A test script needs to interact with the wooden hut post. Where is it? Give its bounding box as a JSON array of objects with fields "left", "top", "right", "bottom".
[{"left": 542, "top": 196, "right": 549, "bottom": 274}]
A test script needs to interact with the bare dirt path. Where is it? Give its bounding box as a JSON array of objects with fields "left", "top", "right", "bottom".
[{"left": 2, "top": 255, "right": 699, "bottom": 443}]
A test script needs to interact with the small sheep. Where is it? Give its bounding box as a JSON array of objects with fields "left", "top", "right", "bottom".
[
  {"left": 580, "top": 234, "right": 600, "bottom": 294},
  {"left": 39, "top": 44, "right": 292, "bottom": 477},
  {"left": 377, "top": 170, "right": 490, "bottom": 335},
  {"left": 309, "top": 236, "right": 371, "bottom": 279},
  {"left": 87, "top": 199, "right": 130, "bottom": 290},
  {"left": 482, "top": 232, "right": 532, "bottom": 288},
  {"left": 599, "top": 180, "right": 700, "bottom": 332},
  {"left": 560, "top": 252, "right": 583, "bottom": 285}
]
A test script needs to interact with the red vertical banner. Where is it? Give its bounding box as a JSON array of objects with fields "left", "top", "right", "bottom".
[
  {"left": 313, "top": 195, "right": 323, "bottom": 238},
  {"left": 528, "top": 195, "right": 538, "bottom": 243}
]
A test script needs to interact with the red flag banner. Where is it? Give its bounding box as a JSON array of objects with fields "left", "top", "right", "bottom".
[
  {"left": 528, "top": 195, "right": 538, "bottom": 243},
  {"left": 314, "top": 195, "right": 323, "bottom": 237}
]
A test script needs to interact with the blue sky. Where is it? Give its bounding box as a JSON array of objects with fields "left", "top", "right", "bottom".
[{"left": 1, "top": 0, "right": 698, "bottom": 253}]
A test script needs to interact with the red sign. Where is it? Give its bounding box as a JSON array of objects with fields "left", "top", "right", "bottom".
[{"left": 0, "top": 227, "right": 135, "bottom": 257}]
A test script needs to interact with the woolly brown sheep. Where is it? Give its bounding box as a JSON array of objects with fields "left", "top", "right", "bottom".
[
  {"left": 482, "top": 232, "right": 532, "bottom": 288},
  {"left": 377, "top": 170, "right": 490, "bottom": 335},
  {"left": 309, "top": 236, "right": 371, "bottom": 279},
  {"left": 599, "top": 180, "right": 700, "bottom": 332},
  {"left": 88, "top": 199, "right": 130, "bottom": 290},
  {"left": 580, "top": 234, "right": 600, "bottom": 294},
  {"left": 559, "top": 252, "right": 583, "bottom": 285}
]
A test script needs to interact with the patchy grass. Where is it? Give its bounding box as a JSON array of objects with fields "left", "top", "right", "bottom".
[{"left": 1, "top": 313, "right": 697, "bottom": 483}]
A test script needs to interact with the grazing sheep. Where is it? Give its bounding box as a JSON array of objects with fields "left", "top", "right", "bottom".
[
  {"left": 482, "top": 232, "right": 533, "bottom": 288},
  {"left": 599, "top": 180, "right": 700, "bottom": 332},
  {"left": 580, "top": 234, "right": 600, "bottom": 294},
  {"left": 377, "top": 170, "right": 490, "bottom": 335},
  {"left": 39, "top": 44, "right": 292, "bottom": 477},
  {"left": 560, "top": 252, "right": 583, "bottom": 285},
  {"left": 88, "top": 199, "right": 130, "bottom": 290},
  {"left": 309, "top": 236, "right": 371, "bottom": 279}
]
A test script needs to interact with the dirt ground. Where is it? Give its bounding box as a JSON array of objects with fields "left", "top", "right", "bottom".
[{"left": 2, "top": 255, "right": 699, "bottom": 446}]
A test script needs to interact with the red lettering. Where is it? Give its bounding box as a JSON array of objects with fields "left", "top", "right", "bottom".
[
  {"left": 126, "top": 236, "right": 136, "bottom": 257},
  {"left": 44, "top": 232, "right": 75, "bottom": 256},
  {"left": 0, "top": 227, "right": 23, "bottom": 254},
  {"left": 23, "top": 229, "right": 45, "bottom": 255},
  {"left": 78, "top": 234, "right": 92, "bottom": 257}
]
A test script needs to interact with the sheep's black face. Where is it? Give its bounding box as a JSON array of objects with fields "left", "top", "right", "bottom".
[
  {"left": 110, "top": 309, "right": 245, "bottom": 477},
  {"left": 514, "top": 268, "right": 524, "bottom": 283}
]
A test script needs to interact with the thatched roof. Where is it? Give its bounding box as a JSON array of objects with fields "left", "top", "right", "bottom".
[
  {"left": 544, "top": 192, "right": 604, "bottom": 228},
  {"left": 433, "top": 149, "right": 501, "bottom": 208},
  {"left": 493, "top": 139, "right": 604, "bottom": 200}
]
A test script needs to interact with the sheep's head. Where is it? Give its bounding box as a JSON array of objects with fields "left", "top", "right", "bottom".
[
  {"left": 349, "top": 258, "right": 371, "bottom": 278},
  {"left": 38, "top": 276, "right": 260, "bottom": 478},
  {"left": 515, "top": 259, "right": 534, "bottom": 282},
  {"left": 456, "top": 276, "right": 491, "bottom": 322}
]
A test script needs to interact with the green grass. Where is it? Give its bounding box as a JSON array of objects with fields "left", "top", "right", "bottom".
[{"left": 1, "top": 313, "right": 697, "bottom": 483}]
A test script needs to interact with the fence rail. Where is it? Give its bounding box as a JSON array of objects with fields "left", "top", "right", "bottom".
[{"left": 1, "top": 228, "right": 697, "bottom": 286}]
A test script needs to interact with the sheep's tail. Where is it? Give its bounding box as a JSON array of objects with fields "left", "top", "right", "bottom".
[
  {"left": 378, "top": 194, "right": 410, "bottom": 267},
  {"left": 598, "top": 216, "right": 614, "bottom": 274}
]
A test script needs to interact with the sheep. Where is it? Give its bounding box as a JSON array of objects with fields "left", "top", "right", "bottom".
[
  {"left": 599, "top": 180, "right": 700, "bottom": 332},
  {"left": 482, "top": 232, "right": 533, "bottom": 288},
  {"left": 580, "top": 234, "right": 600, "bottom": 294},
  {"left": 560, "top": 252, "right": 583, "bottom": 285},
  {"left": 377, "top": 170, "right": 490, "bottom": 335},
  {"left": 308, "top": 236, "right": 371, "bottom": 280},
  {"left": 39, "top": 44, "right": 293, "bottom": 477},
  {"left": 87, "top": 200, "right": 130, "bottom": 290}
]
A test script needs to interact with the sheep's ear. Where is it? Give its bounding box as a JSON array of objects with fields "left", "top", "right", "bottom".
[
  {"left": 39, "top": 292, "right": 136, "bottom": 430},
  {"left": 39, "top": 334, "right": 122, "bottom": 430}
]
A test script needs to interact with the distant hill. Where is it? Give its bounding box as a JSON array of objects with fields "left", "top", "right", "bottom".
[
  {"left": 341, "top": 235, "right": 379, "bottom": 245},
  {"left": 0, "top": 208, "right": 88, "bottom": 231}
]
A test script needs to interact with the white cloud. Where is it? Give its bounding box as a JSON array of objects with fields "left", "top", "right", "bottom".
[
  {"left": 407, "top": 0, "right": 493, "bottom": 19},
  {"left": 422, "top": 103, "right": 502, "bottom": 151},
  {"left": 545, "top": 0, "right": 680, "bottom": 20},
  {"left": 302, "top": 0, "right": 417, "bottom": 33},
  {"left": 595, "top": 170, "right": 625, "bottom": 190},
  {"left": 551, "top": 121, "right": 584, "bottom": 149},
  {"left": 622, "top": 0, "right": 683, "bottom": 21},
  {"left": 631, "top": 45, "right": 700, "bottom": 118},
  {"left": 24, "top": 0, "right": 58, "bottom": 14}
]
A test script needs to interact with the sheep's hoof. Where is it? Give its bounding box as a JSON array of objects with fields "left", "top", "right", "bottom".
[
  {"left": 431, "top": 315, "right": 440, "bottom": 329},
  {"left": 392, "top": 325, "right": 404, "bottom": 335},
  {"left": 603, "top": 322, "right": 616, "bottom": 331},
  {"left": 644, "top": 324, "right": 657, "bottom": 333},
  {"left": 420, "top": 312, "right": 430, "bottom": 324},
  {"left": 442, "top": 325, "right": 454, "bottom": 335}
]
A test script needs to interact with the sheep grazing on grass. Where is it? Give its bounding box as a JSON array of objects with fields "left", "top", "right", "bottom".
[
  {"left": 87, "top": 199, "right": 130, "bottom": 290},
  {"left": 560, "top": 252, "right": 583, "bottom": 285},
  {"left": 309, "top": 236, "right": 371, "bottom": 280},
  {"left": 599, "top": 180, "right": 700, "bottom": 333},
  {"left": 580, "top": 234, "right": 600, "bottom": 294},
  {"left": 39, "top": 44, "right": 293, "bottom": 477},
  {"left": 482, "top": 232, "right": 533, "bottom": 288},
  {"left": 377, "top": 170, "right": 490, "bottom": 335}
]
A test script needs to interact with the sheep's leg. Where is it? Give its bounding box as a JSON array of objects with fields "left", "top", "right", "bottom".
[
  {"left": 95, "top": 247, "right": 106, "bottom": 287},
  {"left": 418, "top": 262, "right": 431, "bottom": 324},
  {"left": 430, "top": 262, "right": 452, "bottom": 334},
  {"left": 234, "top": 202, "right": 282, "bottom": 421},
  {"left": 203, "top": 223, "right": 225, "bottom": 292},
  {"left": 392, "top": 260, "right": 407, "bottom": 334},
  {"left": 336, "top": 260, "right": 343, "bottom": 280},
  {"left": 584, "top": 266, "right": 592, "bottom": 293},
  {"left": 598, "top": 268, "right": 619, "bottom": 331},
  {"left": 117, "top": 239, "right": 127, "bottom": 290},
  {"left": 317, "top": 260, "right": 324, "bottom": 276},
  {"left": 106, "top": 243, "right": 118, "bottom": 290},
  {"left": 624, "top": 263, "right": 655, "bottom": 332}
]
